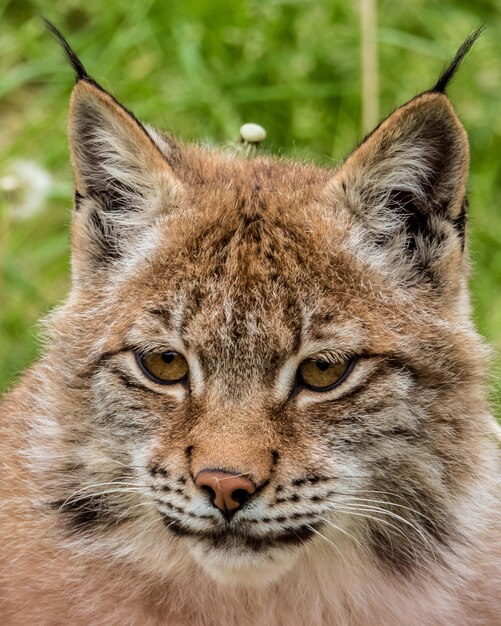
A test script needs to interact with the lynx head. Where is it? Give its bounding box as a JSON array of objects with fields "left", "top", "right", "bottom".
[{"left": 41, "top": 23, "right": 491, "bottom": 587}]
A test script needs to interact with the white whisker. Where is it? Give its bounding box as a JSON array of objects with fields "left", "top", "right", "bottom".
[
  {"left": 305, "top": 524, "right": 343, "bottom": 559},
  {"left": 61, "top": 480, "right": 144, "bottom": 507},
  {"left": 334, "top": 507, "right": 412, "bottom": 544},
  {"left": 333, "top": 495, "right": 434, "bottom": 525},
  {"left": 311, "top": 514, "right": 368, "bottom": 555},
  {"left": 60, "top": 488, "right": 143, "bottom": 510},
  {"left": 334, "top": 503, "right": 432, "bottom": 548}
]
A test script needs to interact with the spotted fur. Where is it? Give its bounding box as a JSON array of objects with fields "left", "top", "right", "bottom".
[{"left": 0, "top": 25, "right": 499, "bottom": 626}]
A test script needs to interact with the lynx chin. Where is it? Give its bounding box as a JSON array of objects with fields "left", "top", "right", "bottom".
[{"left": 0, "top": 22, "right": 499, "bottom": 626}]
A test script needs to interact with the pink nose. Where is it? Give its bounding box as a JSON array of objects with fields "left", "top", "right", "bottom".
[{"left": 194, "top": 470, "right": 257, "bottom": 513}]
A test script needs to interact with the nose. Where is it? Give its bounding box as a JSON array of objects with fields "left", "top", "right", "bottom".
[{"left": 194, "top": 470, "right": 257, "bottom": 515}]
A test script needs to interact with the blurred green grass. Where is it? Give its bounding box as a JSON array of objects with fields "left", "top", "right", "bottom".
[{"left": 0, "top": 0, "right": 500, "bottom": 416}]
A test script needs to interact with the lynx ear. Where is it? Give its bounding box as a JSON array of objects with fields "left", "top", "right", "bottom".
[
  {"left": 68, "top": 79, "right": 181, "bottom": 285},
  {"left": 332, "top": 92, "right": 469, "bottom": 293}
]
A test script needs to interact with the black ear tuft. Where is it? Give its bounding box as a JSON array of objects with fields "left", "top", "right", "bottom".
[
  {"left": 432, "top": 25, "right": 485, "bottom": 93},
  {"left": 41, "top": 17, "right": 90, "bottom": 82},
  {"left": 333, "top": 91, "right": 469, "bottom": 296}
]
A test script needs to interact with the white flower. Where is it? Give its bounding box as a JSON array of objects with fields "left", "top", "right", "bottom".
[
  {"left": 0, "top": 160, "right": 53, "bottom": 220},
  {"left": 239, "top": 123, "right": 267, "bottom": 145}
]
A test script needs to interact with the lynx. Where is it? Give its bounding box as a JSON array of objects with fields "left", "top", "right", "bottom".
[{"left": 0, "top": 22, "right": 499, "bottom": 625}]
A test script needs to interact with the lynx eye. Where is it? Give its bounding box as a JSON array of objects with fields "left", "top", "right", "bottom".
[
  {"left": 298, "top": 358, "right": 352, "bottom": 391},
  {"left": 136, "top": 351, "right": 189, "bottom": 385}
]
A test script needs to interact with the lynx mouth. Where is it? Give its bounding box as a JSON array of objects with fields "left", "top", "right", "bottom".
[
  {"left": 161, "top": 513, "right": 320, "bottom": 551},
  {"left": 162, "top": 514, "right": 319, "bottom": 585}
]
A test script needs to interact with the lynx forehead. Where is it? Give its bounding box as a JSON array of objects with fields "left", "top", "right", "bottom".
[{"left": 0, "top": 22, "right": 499, "bottom": 626}]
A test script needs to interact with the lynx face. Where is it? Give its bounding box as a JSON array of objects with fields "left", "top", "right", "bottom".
[{"left": 37, "top": 28, "right": 491, "bottom": 587}]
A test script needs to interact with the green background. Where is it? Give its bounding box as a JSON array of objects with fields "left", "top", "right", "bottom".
[{"left": 0, "top": 0, "right": 500, "bottom": 416}]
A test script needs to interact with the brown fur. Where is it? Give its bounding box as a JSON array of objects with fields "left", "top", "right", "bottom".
[{"left": 0, "top": 39, "right": 499, "bottom": 625}]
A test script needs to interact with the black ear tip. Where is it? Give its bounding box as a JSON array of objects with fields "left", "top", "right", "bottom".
[
  {"left": 40, "top": 16, "right": 89, "bottom": 82},
  {"left": 432, "top": 24, "right": 486, "bottom": 93}
]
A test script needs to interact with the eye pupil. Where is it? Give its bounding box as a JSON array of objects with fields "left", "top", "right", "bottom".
[
  {"left": 161, "top": 352, "right": 175, "bottom": 364},
  {"left": 316, "top": 361, "right": 330, "bottom": 372}
]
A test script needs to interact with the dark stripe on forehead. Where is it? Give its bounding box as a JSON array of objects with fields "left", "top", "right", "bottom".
[{"left": 148, "top": 306, "right": 178, "bottom": 331}]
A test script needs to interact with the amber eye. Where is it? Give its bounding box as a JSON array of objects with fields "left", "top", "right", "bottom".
[
  {"left": 137, "top": 351, "right": 189, "bottom": 385},
  {"left": 298, "top": 358, "right": 353, "bottom": 391}
]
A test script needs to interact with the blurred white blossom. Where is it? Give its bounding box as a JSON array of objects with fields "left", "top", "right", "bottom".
[
  {"left": 239, "top": 123, "right": 267, "bottom": 145},
  {"left": 0, "top": 160, "right": 52, "bottom": 220}
]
